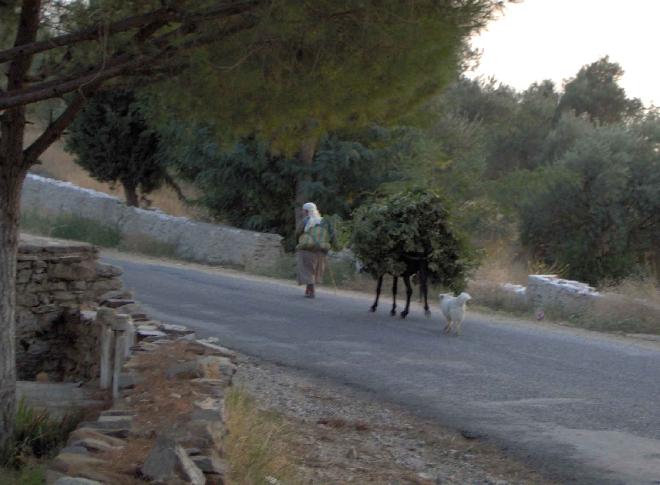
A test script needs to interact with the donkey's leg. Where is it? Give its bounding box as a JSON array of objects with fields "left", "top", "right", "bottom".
[
  {"left": 390, "top": 276, "right": 398, "bottom": 316},
  {"left": 400, "top": 275, "right": 413, "bottom": 319},
  {"left": 420, "top": 268, "right": 431, "bottom": 317},
  {"left": 370, "top": 275, "right": 383, "bottom": 312}
]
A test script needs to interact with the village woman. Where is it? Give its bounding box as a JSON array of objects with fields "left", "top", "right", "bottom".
[{"left": 296, "top": 202, "right": 336, "bottom": 298}]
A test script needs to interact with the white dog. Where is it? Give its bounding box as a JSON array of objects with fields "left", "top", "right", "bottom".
[{"left": 439, "top": 292, "right": 472, "bottom": 336}]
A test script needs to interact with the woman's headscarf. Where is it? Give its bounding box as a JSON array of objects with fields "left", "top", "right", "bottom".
[{"left": 302, "top": 202, "right": 323, "bottom": 232}]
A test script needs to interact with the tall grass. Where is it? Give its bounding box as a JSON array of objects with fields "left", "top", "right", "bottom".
[
  {"left": 224, "top": 387, "right": 301, "bottom": 485},
  {"left": 21, "top": 210, "right": 122, "bottom": 248},
  {"left": 1, "top": 399, "right": 80, "bottom": 470},
  {"left": 20, "top": 209, "right": 179, "bottom": 259}
]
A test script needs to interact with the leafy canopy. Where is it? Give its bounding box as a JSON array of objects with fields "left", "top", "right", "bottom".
[
  {"left": 147, "top": 0, "right": 500, "bottom": 150},
  {"left": 520, "top": 120, "right": 660, "bottom": 284}
]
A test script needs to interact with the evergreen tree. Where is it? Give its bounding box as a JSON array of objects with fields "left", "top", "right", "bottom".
[
  {"left": 520, "top": 121, "right": 660, "bottom": 284},
  {"left": 66, "top": 90, "right": 165, "bottom": 207},
  {"left": 161, "top": 125, "right": 411, "bottom": 247},
  {"left": 557, "top": 57, "right": 643, "bottom": 124}
]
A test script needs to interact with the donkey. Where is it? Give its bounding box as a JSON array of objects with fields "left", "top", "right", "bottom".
[{"left": 369, "top": 255, "right": 430, "bottom": 319}]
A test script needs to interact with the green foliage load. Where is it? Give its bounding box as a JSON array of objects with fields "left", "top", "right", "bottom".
[
  {"left": 351, "top": 190, "right": 472, "bottom": 291},
  {"left": 66, "top": 89, "right": 165, "bottom": 206}
]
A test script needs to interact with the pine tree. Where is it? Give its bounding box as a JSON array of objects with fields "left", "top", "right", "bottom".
[{"left": 66, "top": 90, "right": 164, "bottom": 207}]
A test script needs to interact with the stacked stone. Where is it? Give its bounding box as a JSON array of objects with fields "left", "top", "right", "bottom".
[
  {"left": 22, "top": 174, "right": 285, "bottom": 271},
  {"left": 47, "top": 333, "right": 237, "bottom": 485},
  {"left": 526, "top": 274, "right": 600, "bottom": 314},
  {"left": 16, "top": 235, "right": 124, "bottom": 380}
]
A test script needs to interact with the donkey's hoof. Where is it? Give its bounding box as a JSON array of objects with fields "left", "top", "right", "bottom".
[
  {"left": 425, "top": 310, "right": 432, "bottom": 318},
  {"left": 390, "top": 309, "right": 397, "bottom": 316},
  {"left": 369, "top": 306, "right": 377, "bottom": 313},
  {"left": 400, "top": 311, "right": 409, "bottom": 319}
]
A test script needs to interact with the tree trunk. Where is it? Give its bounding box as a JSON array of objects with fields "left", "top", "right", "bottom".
[
  {"left": 0, "top": 0, "right": 41, "bottom": 449},
  {"left": 0, "top": 163, "right": 25, "bottom": 450},
  {"left": 123, "top": 182, "right": 139, "bottom": 207},
  {"left": 294, "top": 138, "right": 317, "bottom": 232}
]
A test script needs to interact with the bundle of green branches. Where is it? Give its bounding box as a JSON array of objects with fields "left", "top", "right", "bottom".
[{"left": 351, "top": 190, "right": 473, "bottom": 292}]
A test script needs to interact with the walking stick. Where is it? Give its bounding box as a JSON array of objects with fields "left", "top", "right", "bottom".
[{"left": 327, "top": 256, "right": 339, "bottom": 295}]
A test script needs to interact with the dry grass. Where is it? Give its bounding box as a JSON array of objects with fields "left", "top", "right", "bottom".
[
  {"left": 25, "top": 126, "right": 200, "bottom": 218},
  {"left": 224, "top": 387, "right": 302, "bottom": 485},
  {"left": 467, "top": 281, "right": 531, "bottom": 315}
]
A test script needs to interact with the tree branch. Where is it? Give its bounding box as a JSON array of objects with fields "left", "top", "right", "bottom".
[
  {"left": 23, "top": 82, "right": 101, "bottom": 165},
  {"left": 0, "top": 0, "right": 260, "bottom": 65},
  {"left": 0, "top": 53, "right": 150, "bottom": 109},
  {"left": 1, "top": 14, "right": 259, "bottom": 110},
  {"left": 0, "top": 8, "right": 175, "bottom": 65}
]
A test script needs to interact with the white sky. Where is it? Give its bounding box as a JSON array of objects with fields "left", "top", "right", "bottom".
[{"left": 469, "top": 0, "right": 660, "bottom": 106}]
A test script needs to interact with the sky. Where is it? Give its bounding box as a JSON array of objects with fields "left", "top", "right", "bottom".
[{"left": 469, "top": 0, "right": 660, "bottom": 106}]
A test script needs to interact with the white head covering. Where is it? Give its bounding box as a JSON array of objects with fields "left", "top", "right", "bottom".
[{"left": 302, "top": 202, "right": 323, "bottom": 232}]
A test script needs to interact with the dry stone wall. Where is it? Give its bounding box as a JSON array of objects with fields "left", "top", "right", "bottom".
[
  {"left": 22, "top": 174, "right": 283, "bottom": 270},
  {"left": 16, "top": 235, "right": 124, "bottom": 380}
]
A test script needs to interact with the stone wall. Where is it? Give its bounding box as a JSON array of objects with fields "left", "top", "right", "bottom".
[
  {"left": 22, "top": 174, "right": 283, "bottom": 270},
  {"left": 16, "top": 234, "right": 124, "bottom": 380}
]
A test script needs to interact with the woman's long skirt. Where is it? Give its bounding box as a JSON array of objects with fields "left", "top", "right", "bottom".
[{"left": 296, "top": 250, "right": 327, "bottom": 285}]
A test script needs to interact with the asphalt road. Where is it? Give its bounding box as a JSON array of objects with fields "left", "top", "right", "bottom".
[{"left": 104, "top": 254, "right": 660, "bottom": 485}]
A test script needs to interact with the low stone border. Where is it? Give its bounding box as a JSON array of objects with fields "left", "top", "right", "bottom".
[{"left": 45, "top": 309, "right": 237, "bottom": 485}]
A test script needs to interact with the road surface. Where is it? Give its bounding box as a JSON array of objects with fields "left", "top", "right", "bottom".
[{"left": 104, "top": 254, "right": 660, "bottom": 485}]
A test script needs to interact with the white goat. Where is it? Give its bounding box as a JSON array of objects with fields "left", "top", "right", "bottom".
[{"left": 439, "top": 292, "right": 472, "bottom": 336}]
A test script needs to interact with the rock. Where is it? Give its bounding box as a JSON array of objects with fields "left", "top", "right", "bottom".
[
  {"left": 54, "top": 477, "right": 103, "bottom": 485},
  {"left": 194, "top": 397, "right": 223, "bottom": 411},
  {"left": 179, "top": 420, "right": 225, "bottom": 449},
  {"left": 114, "top": 302, "right": 141, "bottom": 314},
  {"left": 192, "top": 340, "right": 237, "bottom": 361},
  {"left": 68, "top": 428, "right": 127, "bottom": 449},
  {"left": 49, "top": 261, "right": 97, "bottom": 281},
  {"left": 98, "top": 289, "right": 133, "bottom": 301},
  {"left": 190, "top": 379, "right": 228, "bottom": 398},
  {"left": 52, "top": 453, "right": 107, "bottom": 474},
  {"left": 460, "top": 429, "right": 485, "bottom": 440},
  {"left": 96, "top": 263, "right": 122, "bottom": 278},
  {"left": 141, "top": 435, "right": 206, "bottom": 485},
  {"left": 160, "top": 323, "right": 194, "bottom": 335},
  {"left": 138, "top": 329, "right": 168, "bottom": 339},
  {"left": 100, "top": 409, "right": 136, "bottom": 417},
  {"left": 196, "top": 356, "right": 236, "bottom": 380},
  {"left": 166, "top": 361, "right": 201, "bottom": 380},
  {"left": 346, "top": 446, "right": 359, "bottom": 459},
  {"left": 71, "top": 437, "right": 122, "bottom": 453},
  {"left": 59, "top": 445, "right": 89, "bottom": 456},
  {"left": 78, "top": 421, "right": 130, "bottom": 438},
  {"left": 191, "top": 451, "right": 227, "bottom": 476},
  {"left": 44, "top": 469, "right": 67, "bottom": 484},
  {"left": 100, "top": 298, "right": 135, "bottom": 308}
]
